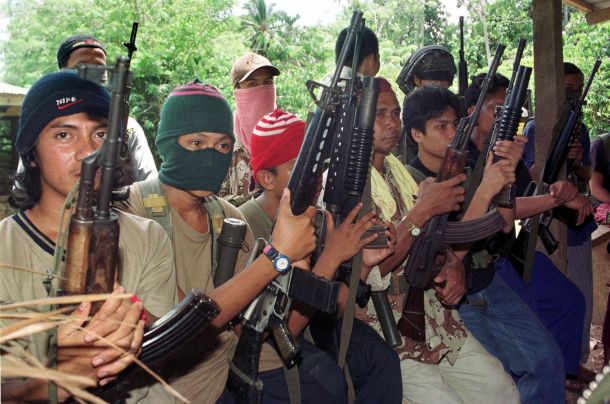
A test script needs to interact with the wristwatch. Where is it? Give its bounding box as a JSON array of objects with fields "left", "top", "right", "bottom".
[
  {"left": 263, "top": 244, "right": 292, "bottom": 274},
  {"left": 402, "top": 216, "right": 422, "bottom": 237}
]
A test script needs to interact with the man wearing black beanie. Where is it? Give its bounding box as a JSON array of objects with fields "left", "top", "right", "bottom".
[
  {"left": 1, "top": 70, "right": 177, "bottom": 403},
  {"left": 13, "top": 33, "right": 157, "bottom": 191},
  {"left": 56, "top": 34, "right": 107, "bottom": 69}
]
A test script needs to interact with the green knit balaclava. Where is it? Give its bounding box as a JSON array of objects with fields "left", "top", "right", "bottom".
[{"left": 156, "top": 81, "right": 235, "bottom": 193}]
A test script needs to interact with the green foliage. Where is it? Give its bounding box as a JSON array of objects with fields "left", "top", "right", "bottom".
[
  {"left": 563, "top": 13, "right": 610, "bottom": 137},
  {"left": 1, "top": 0, "right": 608, "bottom": 152}
]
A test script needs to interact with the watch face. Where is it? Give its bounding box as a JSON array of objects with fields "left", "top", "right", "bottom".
[
  {"left": 275, "top": 257, "right": 290, "bottom": 272},
  {"left": 411, "top": 227, "right": 421, "bottom": 237}
]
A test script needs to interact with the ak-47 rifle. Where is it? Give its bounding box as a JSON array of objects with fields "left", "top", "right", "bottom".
[
  {"left": 490, "top": 39, "right": 530, "bottom": 207},
  {"left": 227, "top": 12, "right": 375, "bottom": 403},
  {"left": 61, "top": 57, "right": 130, "bottom": 312},
  {"left": 458, "top": 16, "right": 468, "bottom": 97},
  {"left": 510, "top": 59, "right": 602, "bottom": 275},
  {"left": 403, "top": 44, "right": 508, "bottom": 290},
  {"left": 62, "top": 30, "right": 221, "bottom": 378}
]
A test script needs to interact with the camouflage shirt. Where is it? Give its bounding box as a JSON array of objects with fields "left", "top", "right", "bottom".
[
  {"left": 219, "top": 139, "right": 252, "bottom": 199},
  {"left": 357, "top": 159, "right": 467, "bottom": 365}
]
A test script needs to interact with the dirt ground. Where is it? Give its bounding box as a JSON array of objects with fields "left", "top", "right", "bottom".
[{"left": 566, "top": 325, "right": 607, "bottom": 403}]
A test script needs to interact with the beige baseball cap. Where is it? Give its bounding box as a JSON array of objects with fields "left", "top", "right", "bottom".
[{"left": 231, "top": 52, "right": 280, "bottom": 88}]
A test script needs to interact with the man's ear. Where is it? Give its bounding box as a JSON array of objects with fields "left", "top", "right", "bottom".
[
  {"left": 410, "top": 127, "right": 424, "bottom": 144},
  {"left": 467, "top": 106, "right": 475, "bottom": 116},
  {"left": 413, "top": 75, "right": 422, "bottom": 87},
  {"left": 256, "top": 170, "right": 275, "bottom": 191}
]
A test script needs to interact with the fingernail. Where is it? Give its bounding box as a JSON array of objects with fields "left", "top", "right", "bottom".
[
  {"left": 97, "top": 371, "right": 108, "bottom": 379},
  {"left": 92, "top": 357, "right": 104, "bottom": 367},
  {"left": 130, "top": 295, "right": 138, "bottom": 303},
  {"left": 99, "top": 379, "right": 109, "bottom": 386},
  {"left": 140, "top": 309, "right": 147, "bottom": 323},
  {"left": 84, "top": 333, "right": 96, "bottom": 343},
  {"left": 79, "top": 302, "right": 89, "bottom": 311}
]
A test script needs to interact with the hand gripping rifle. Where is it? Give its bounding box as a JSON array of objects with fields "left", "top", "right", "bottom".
[
  {"left": 403, "top": 44, "right": 508, "bottom": 290},
  {"left": 458, "top": 16, "right": 468, "bottom": 97},
  {"left": 510, "top": 59, "right": 601, "bottom": 275}
]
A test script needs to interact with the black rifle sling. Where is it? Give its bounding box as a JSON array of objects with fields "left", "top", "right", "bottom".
[{"left": 337, "top": 177, "right": 372, "bottom": 404}]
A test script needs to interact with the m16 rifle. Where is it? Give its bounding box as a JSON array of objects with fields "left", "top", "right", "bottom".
[
  {"left": 510, "top": 59, "right": 602, "bottom": 276},
  {"left": 227, "top": 11, "right": 380, "bottom": 402}
]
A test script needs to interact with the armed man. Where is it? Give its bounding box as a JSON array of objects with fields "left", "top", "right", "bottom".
[
  {"left": 1, "top": 70, "right": 173, "bottom": 402},
  {"left": 464, "top": 72, "right": 588, "bottom": 385},
  {"left": 220, "top": 52, "right": 280, "bottom": 199},
  {"left": 522, "top": 62, "right": 597, "bottom": 369},
  {"left": 378, "top": 83, "right": 517, "bottom": 403},
  {"left": 115, "top": 80, "right": 318, "bottom": 403},
  {"left": 236, "top": 108, "right": 400, "bottom": 402}
]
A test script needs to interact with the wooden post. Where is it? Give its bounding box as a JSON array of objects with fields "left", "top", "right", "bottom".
[{"left": 532, "top": 0, "right": 567, "bottom": 273}]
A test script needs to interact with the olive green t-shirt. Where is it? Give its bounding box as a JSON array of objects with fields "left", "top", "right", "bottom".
[{"left": 119, "top": 182, "right": 258, "bottom": 403}]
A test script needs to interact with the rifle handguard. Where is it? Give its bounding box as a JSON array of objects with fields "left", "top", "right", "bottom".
[
  {"left": 139, "top": 290, "right": 219, "bottom": 366},
  {"left": 289, "top": 269, "right": 340, "bottom": 313}
]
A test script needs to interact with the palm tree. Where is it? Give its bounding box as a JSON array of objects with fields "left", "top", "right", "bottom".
[{"left": 241, "top": 0, "right": 279, "bottom": 56}]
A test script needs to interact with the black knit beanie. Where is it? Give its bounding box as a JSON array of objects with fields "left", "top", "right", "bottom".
[
  {"left": 16, "top": 70, "right": 110, "bottom": 156},
  {"left": 57, "top": 34, "right": 107, "bottom": 68}
]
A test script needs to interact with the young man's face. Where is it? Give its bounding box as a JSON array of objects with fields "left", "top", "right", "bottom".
[
  {"left": 412, "top": 107, "right": 458, "bottom": 161},
  {"left": 66, "top": 47, "right": 107, "bottom": 68},
  {"left": 477, "top": 87, "right": 506, "bottom": 136},
  {"left": 373, "top": 91, "right": 401, "bottom": 155},
  {"left": 35, "top": 112, "right": 107, "bottom": 202},
  {"left": 257, "top": 158, "right": 296, "bottom": 201},
  {"left": 564, "top": 73, "right": 584, "bottom": 100},
  {"left": 236, "top": 67, "right": 274, "bottom": 89}
]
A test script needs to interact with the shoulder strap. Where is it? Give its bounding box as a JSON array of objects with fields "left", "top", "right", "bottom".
[{"left": 203, "top": 196, "right": 226, "bottom": 276}]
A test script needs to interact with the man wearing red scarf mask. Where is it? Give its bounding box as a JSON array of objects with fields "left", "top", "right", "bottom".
[{"left": 220, "top": 53, "right": 280, "bottom": 200}]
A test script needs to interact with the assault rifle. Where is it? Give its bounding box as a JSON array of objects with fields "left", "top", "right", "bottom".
[
  {"left": 403, "top": 44, "right": 508, "bottom": 290},
  {"left": 228, "top": 12, "right": 378, "bottom": 402},
  {"left": 61, "top": 57, "right": 130, "bottom": 312},
  {"left": 490, "top": 39, "right": 530, "bottom": 207},
  {"left": 458, "top": 16, "right": 468, "bottom": 97},
  {"left": 510, "top": 59, "right": 601, "bottom": 274}
]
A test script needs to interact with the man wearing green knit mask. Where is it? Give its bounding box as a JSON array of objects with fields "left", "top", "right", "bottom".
[
  {"left": 156, "top": 80, "right": 234, "bottom": 194},
  {"left": 116, "top": 80, "right": 319, "bottom": 402}
]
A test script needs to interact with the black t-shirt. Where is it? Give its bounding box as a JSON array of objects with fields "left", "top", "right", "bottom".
[{"left": 408, "top": 142, "right": 533, "bottom": 293}]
